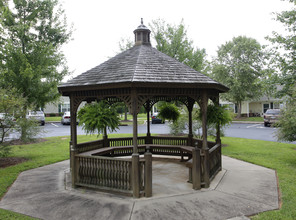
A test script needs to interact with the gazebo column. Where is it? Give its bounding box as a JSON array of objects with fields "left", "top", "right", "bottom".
[
  {"left": 201, "top": 90, "right": 210, "bottom": 187},
  {"left": 69, "top": 94, "right": 78, "bottom": 188},
  {"left": 187, "top": 99, "right": 195, "bottom": 146},
  {"left": 145, "top": 100, "right": 152, "bottom": 144},
  {"left": 214, "top": 96, "right": 221, "bottom": 146},
  {"left": 131, "top": 90, "right": 140, "bottom": 198}
]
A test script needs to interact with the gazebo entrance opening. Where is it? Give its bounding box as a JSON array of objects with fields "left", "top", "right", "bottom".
[{"left": 58, "top": 20, "right": 228, "bottom": 198}]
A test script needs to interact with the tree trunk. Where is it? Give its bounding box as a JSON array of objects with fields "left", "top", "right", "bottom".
[{"left": 237, "top": 102, "right": 242, "bottom": 118}]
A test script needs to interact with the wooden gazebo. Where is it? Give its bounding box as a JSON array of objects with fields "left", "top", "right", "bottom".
[{"left": 58, "top": 20, "right": 229, "bottom": 198}]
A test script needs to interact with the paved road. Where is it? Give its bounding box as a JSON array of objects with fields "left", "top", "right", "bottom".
[
  {"left": 37, "top": 122, "right": 295, "bottom": 144},
  {"left": 6, "top": 122, "right": 295, "bottom": 144}
]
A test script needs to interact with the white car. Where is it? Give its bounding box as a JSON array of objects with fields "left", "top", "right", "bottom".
[
  {"left": 0, "top": 113, "right": 15, "bottom": 127},
  {"left": 26, "top": 111, "right": 45, "bottom": 126},
  {"left": 61, "top": 111, "right": 71, "bottom": 125}
]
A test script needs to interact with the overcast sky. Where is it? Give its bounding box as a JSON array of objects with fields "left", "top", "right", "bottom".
[{"left": 61, "top": 0, "right": 292, "bottom": 80}]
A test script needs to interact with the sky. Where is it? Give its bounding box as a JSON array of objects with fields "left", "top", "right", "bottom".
[{"left": 61, "top": 0, "right": 292, "bottom": 80}]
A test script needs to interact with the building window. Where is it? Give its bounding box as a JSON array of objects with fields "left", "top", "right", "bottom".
[
  {"left": 59, "top": 103, "right": 70, "bottom": 113},
  {"left": 263, "top": 103, "right": 270, "bottom": 113}
]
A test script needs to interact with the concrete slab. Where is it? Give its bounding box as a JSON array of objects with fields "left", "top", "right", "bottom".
[{"left": 0, "top": 156, "right": 279, "bottom": 220}]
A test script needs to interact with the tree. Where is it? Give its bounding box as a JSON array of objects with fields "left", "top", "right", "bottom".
[
  {"left": 0, "top": 88, "right": 27, "bottom": 156},
  {"left": 268, "top": 1, "right": 296, "bottom": 142},
  {"left": 276, "top": 86, "right": 296, "bottom": 142},
  {"left": 0, "top": 0, "right": 71, "bottom": 139},
  {"left": 211, "top": 36, "right": 267, "bottom": 117},
  {"left": 150, "top": 19, "right": 209, "bottom": 73},
  {"left": 268, "top": 0, "right": 296, "bottom": 97},
  {"left": 77, "top": 101, "right": 120, "bottom": 137},
  {"left": 0, "top": 0, "right": 71, "bottom": 109}
]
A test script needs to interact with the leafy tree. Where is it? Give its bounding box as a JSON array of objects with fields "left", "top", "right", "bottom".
[
  {"left": 268, "top": 0, "right": 296, "bottom": 97},
  {"left": 0, "top": 88, "right": 25, "bottom": 141},
  {"left": 0, "top": 0, "right": 71, "bottom": 139},
  {"left": 150, "top": 19, "right": 209, "bottom": 73},
  {"left": 211, "top": 36, "right": 267, "bottom": 117},
  {"left": 118, "top": 19, "right": 209, "bottom": 74},
  {"left": 276, "top": 86, "right": 296, "bottom": 142},
  {"left": 0, "top": 88, "right": 26, "bottom": 156},
  {"left": 77, "top": 101, "right": 120, "bottom": 137}
]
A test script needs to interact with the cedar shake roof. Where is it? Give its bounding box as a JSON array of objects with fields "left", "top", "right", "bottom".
[{"left": 58, "top": 20, "right": 228, "bottom": 93}]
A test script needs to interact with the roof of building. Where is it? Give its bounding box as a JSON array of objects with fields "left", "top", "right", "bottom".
[{"left": 58, "top": 20, "right": 228, "bottom": 93}]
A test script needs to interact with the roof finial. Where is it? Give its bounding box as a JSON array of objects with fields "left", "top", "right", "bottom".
[{"left": 141, "top": 18, "right": 143, "bottom": 25}]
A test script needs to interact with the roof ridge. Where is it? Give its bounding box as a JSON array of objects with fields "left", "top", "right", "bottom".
[{"left": 132, "top": 45, "right": 143, "bottom": 82}]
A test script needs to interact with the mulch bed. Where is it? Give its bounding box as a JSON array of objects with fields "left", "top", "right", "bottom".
[{"left": 0, "top": 157, "right": 28, "bottom": 169}]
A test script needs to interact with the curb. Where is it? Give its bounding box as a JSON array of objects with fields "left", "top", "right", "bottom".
[{"left": 232, "top": 121, "right": 263, "bottom": 124}]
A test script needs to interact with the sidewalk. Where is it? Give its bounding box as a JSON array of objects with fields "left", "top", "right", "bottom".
[{"left": 0, "top": 156, "right": 279, "bottom": 220}]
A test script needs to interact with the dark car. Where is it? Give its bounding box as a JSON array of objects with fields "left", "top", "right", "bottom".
[
  {"left": 151, "top": 113, "right": 164, "bottom": 124},
  {"left": 264, "top": 109, "right": 280, "bottom": 127}
]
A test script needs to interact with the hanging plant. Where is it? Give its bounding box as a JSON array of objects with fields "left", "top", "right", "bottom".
[
  {"left": 77, "top": 100, "right": 120, "bottom": 137},
  {"left": 158, "top": 103, "right": 180, "bottom": 122}
]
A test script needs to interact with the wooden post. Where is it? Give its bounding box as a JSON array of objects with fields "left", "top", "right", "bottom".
[
  {"left": 145, "top": 102, "right": 152, "bottom": 144},
  {"left": 192, "top": 148, "right": 201, "bottom": 190},
  {"left": 70, "top": 94, "right": 78, "bottom": 188},
  {"left": 144, "top": 150, "right": 152, "bottom": 197},
  {"left": 214, "top": 96, "right": 221, "bottom": 146},
  {"left": 201, "top": 90, "right": 210, "bottom": 187},
  {"left": 132, "top": 153, "right": 140, "bottom": 198},
  {"left": 214, "top": 95, "right": 222, "bottom": 171},
  {"left": 188, "top": 104, "right": 193, "bottom": 146},
  {"left": 131, "top": 89, "right": 140, "bottom": 197}
]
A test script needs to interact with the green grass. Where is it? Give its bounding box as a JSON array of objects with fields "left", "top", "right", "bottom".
[
  {"left": 0, "top": 135, "right": 296, "bottom": 219},
  {"left": 233, "top": 117, "right": 263, "bottom": 122},
  {"left": 119, "top": 113, "right": 147, "bottom": 125},
  {"left": 45, "top": 116, "right": 61, "bottom": 122},
  {"left": 222, "top": 137, "right": 296, "bottom": 219}
]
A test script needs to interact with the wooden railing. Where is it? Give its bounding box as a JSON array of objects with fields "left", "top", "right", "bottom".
[
  {"left": 74, "top": 154, "right": 150, "bottom": 195},
  {"left": 108, "top": 137, "right": 146, "bottom": 147},
  {"left": 209, "top": 143, "right": 221, "bottom": 180},
  {"left": 75, "top": 155, "right": 132, "bottom": 191},
  {"left": 151, "top": 136, "right": 188, "bottom": 146},
  {"left": 76, "top": 140, "right": 104, "bottom": 153},
  {"left": 74, "top": 136, "right": 221, "bottom": 195}
]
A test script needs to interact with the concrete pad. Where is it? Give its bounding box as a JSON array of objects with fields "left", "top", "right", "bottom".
[{"left": 0, "top": 156, "right": 279, "bottom": 220}]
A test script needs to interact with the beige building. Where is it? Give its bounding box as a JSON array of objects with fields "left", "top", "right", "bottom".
[
  {"left": 43, "top": 96, "right": 70, "bottom": 115},
  {"left": 222, "top": 95, "right": 284, "bottom": 117}
]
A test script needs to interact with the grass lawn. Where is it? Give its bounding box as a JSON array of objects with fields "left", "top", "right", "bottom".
[
  {"left": 119, "top": 113, "right": 147, "bottom": 125},
  {"left": 233, "top": 117, "right": 263, "bottom": 122},
  {"left": 222, "top": 137, "right": 296, "bottom": 219},
  {"left": 45, "top": 116, "right": 61, "bottom": 122},
  {"left": 0, "top": 135, "right": 295, "bottom": 219}
]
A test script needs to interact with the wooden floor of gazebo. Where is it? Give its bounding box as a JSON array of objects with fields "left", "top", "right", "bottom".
[{"left": 72, "top": 135, "right": 221, "bottom": 197}]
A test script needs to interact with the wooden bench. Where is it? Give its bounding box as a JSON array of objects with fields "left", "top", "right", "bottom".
[{"left": 79, "top": 144, "right": 193, "bottom": 162}]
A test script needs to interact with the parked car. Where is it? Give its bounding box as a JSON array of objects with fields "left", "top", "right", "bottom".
[
  {"left": 61, "top": 111, "right": 71, "bottom": 125},
  {"left": 264, "top": 109, "right": 281, "bottom": 127},
  {"left": 26, "top": 111, "right": 45, "bottom": 126},
  {"left": 0, "top": 113, "right": 15, "bottom": 127},
  {"left": 61, "top": 111, "right": 79, "bottom": 125},
  {"left": 151, "top": 113, "right": 164, "bottom": 124}
]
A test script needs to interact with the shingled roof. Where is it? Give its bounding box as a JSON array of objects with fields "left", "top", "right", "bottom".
[{"left": 58, "top": 20, "right": 228, "bottom": 93}]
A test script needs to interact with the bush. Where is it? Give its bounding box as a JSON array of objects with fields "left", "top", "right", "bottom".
[{"left": 15, "top": 118, "right": 41, "bottom": 143}]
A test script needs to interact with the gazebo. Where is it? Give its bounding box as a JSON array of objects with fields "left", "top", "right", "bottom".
[{"left": 58, "top": 20, "right": 229, "bottom": 198}]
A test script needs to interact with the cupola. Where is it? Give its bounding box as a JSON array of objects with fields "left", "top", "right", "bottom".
[{"left": 133, "top": 18, "right": 151, "bottom": 46}]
